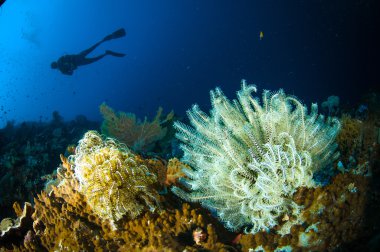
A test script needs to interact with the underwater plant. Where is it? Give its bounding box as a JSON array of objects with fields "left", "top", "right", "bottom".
[
  {"left": 172, "top": 80, "right": 341, "bottom": 234},
  {"left": 69, "top": 131, "right": 160, "bottom": 225}
]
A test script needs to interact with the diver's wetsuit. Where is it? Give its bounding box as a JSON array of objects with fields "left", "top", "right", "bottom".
[{"left": 52, "top": 28, "right": 126, "bottom": 75}]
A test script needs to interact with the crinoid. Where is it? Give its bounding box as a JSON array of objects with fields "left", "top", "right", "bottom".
[
  {"left": 172, "top": 80, "right": 340, "bottom": 234},
  {"left": 70, "top": 131, "right": 160, "bottom": 227}
]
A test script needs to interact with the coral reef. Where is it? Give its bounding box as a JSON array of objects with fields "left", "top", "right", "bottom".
[
  {"left": 116, "top": 203, "right": 231, "bottom": 251},
  {"left": 172, "top": 80, "right": 341, "bottom": 234},
  {"left": 0, "top": 202, "right": 34, "bottom": 249},
  {"left": 100, "top": 103, "right": 173, "bottom": 152},
  {"left": 0, "top": 112, "right": 99, "bottom": 220},
  {"left": 1, "top": 166, "right": 374, "bottom": 251},
  {"left": 336, "top": 114, "right": 362, "bottom": 164},
  {"left": 70, "top": 130, "right": 161, "bottom": 225},
  {"left": 0, "top": 82, "right": 379, "bottom": 251},
  {"left": 238, "top": 173, "right": 369, "bottom": 251},
  {"left": 337, "top": 113, "right": 379, "bottom": 176},
  {"left": 1, "top": 152, "right": 232, "bottom": 251}
]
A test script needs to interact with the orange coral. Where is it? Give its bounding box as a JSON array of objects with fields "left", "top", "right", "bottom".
[
  {"left": 140, "top": 157, "right": 187, "bottom": 188},
  {"left": 117, "top": 203, "right": 229, "bottom": 251},
  {"left": 22, "top": 188, "right": 229, "bottom": 251},
  {"left": 2, "top": 156, "right": 374, "bottom": 251},
  {"left": 2, "top": 150, "right": 232, "bottom": 251},
  {"left": 99, "top": 103, "right": 171, "bottom": 152}
]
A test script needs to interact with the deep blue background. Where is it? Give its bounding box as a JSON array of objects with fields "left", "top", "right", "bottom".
[{"left": 0, "top": 0, "right": 378, "bottom": 126}]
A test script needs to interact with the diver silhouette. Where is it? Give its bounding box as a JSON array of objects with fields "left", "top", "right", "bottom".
[{"left": 51, "top": 28, "right": 126, "bottom": 75}]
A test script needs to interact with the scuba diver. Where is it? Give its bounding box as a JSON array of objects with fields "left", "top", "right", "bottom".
[{"left": 51, "top": 28, "right": 126, "bottom": 75}]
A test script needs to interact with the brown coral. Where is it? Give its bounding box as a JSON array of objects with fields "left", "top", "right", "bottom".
[
  {"left": 336, "top": 114, "right": 362, "bottom": 163},
  {"left": 0, "top": 202, "right": 34, "bottom": 249},
  {"left": 2, "top": 148, "right": 232, "bottom": 251},
  {"left": 117, "top": 203, "right": 230, "bottom": 251},
  {"left": 337, "top": 114, "right": 380, "bottom": 174},
  {"left": 32, "top": 176, "right": 113, "bottom": 251},
  {"left": 238, "top": 173, "right": 369, "bottom": 251},
  {"left": 15, "top": 180, "right": 230, "bottom": 251},
  {"left": 3, "top": 155, "right": 373, "bottom": 251}
]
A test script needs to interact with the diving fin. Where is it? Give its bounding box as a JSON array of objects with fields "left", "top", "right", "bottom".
[
  {"left": 106, "top": 50, "right": 126, "bottom": 57},
  {"left": 103, "top": 28, "right": 126, "bottom": 41}
]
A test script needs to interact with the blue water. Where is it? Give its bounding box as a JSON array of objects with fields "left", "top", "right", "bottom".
[{"left": 0, "top": 0, "right": 378, "bottom": 127}]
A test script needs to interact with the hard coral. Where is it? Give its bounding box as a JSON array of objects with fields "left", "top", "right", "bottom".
[
  {"left": 118, "top": 203, "right": 229, "bottom": 251},
  {"left": 0, "top": 202, "right": 34, "bottom": 249},
  {"left": 31, "top": 169, "right": 115, "bottom": 251},
  {"left": 239, "top": 173, "right": 369, "bottom": 251},
  {"left": 33, "top": 191, "right": 230, "bottom": 251},
  {"left": 70, "top": 130, "right": 160, "bottom": 225},
  {"left": 172, "top": 80, "right": 341, "bottom": 234},
  {"left": 336, "top": 114, "right": 362, "bottom": 164},
  {"left": 1, "top": 151, "right": 233, "bottom": 251},
  {"left": 337, "top": 113, "right": 379, "bottom": 175}
]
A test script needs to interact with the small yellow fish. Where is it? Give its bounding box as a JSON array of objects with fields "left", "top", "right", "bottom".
[{"left": 259, "top": 31, "right": 264, "bottom": 40}]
